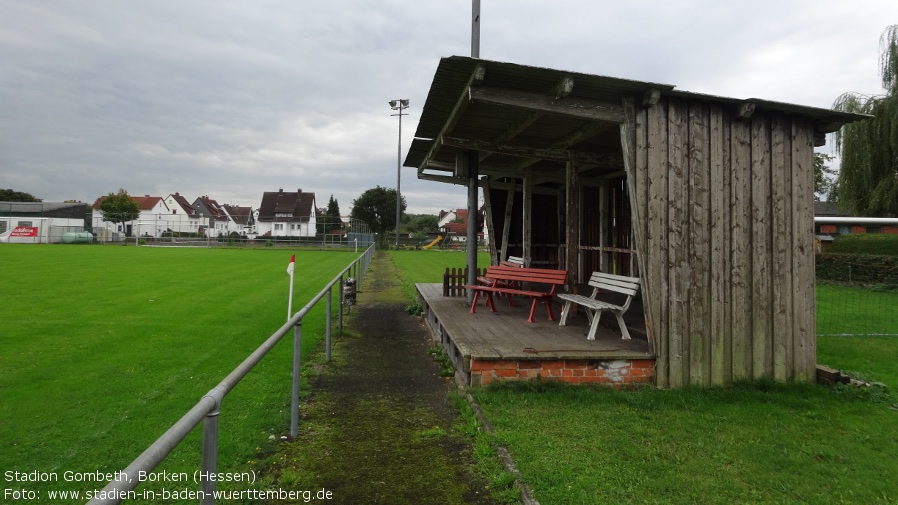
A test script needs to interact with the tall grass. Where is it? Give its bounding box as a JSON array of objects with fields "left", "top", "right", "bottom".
[{"left": 0, "top": 244, "right": 353, "bottom": 497}]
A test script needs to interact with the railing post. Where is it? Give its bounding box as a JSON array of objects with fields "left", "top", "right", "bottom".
[
  {"left": 326, "top": 286, "right": 332, "bottom": 362},
  {"left": 338, "top": 275, "right": 344, "bottom": 332},
  {"left": 291, "top": 321, "right": 301, "bottom": 438},
  {"left": 201, "top": 387, "right": 224, "bottom": 505}
]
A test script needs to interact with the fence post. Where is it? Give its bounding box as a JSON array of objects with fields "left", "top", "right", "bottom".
[
  {"left": 201, "top": 387, "right": 224, "bottom": 504},
  {"left": 326, "top": 286, "right": 332, "bottom": 362},
  {"left": 339, "top": 275, "right": 345, "bottom": 331},
  {"left": 291, "top": 321, "right": 302, "bottom": 438}
]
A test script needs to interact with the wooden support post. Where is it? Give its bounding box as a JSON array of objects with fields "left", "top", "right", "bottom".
[
  {"left": 565, "top": 155, "right": 580, "bottom": 289},
  {"left": 482, "top": 177, "right": 498, "bottom": 266},
  {"left": 522, "top": 168, "right": 533, "bottom": 267},
  {"left": 501, "top": 183, "right": 515, "bottom": 262}
]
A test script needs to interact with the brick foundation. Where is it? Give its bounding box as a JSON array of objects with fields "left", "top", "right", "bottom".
[{"left": 469, "top": 358, "right": 655, "bottom": 386}]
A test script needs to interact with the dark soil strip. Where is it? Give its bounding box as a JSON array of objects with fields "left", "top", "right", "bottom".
[{"left": 271, "top": 251, "right": 501, "bottom": 505}]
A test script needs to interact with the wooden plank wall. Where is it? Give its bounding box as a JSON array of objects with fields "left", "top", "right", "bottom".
[{"left": 623, "top": 96, "right": 817, "bottom": 388}]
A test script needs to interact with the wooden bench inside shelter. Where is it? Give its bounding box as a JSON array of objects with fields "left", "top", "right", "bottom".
[
  {"left": 465, "top": 265, "right": 568, "bottom": 323},
  {"left": 557, "top": 272, "right": 640, "bottom": 340}
]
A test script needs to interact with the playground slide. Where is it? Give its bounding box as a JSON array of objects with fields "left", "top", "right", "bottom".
[{"left": 422, "top": 235, "right": 442, "bottom": 250}]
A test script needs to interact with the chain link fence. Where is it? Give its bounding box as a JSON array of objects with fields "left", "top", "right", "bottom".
[{"left": 816, "top": 253, "right": 898, "bottom": 336}]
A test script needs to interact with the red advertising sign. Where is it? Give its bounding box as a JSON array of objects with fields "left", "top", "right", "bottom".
[{"left": 10, "top": 227, "right": 38, "bottom": 237}]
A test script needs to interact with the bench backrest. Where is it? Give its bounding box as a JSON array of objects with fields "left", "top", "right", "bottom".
[
  {"left": 587, "top": 272, "right": 640, "bottom": 310},
  {"left": 485, "top": 265, "right": 568, "bottom": 287},
  {"left": 498, "top": 255, "right": 524, "bottom": 268}
]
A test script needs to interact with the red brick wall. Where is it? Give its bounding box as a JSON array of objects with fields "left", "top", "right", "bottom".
[{"left": 470, "top": 358, "right": 654, "bottom": 386}]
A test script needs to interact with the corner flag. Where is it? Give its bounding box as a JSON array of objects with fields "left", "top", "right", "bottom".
[{"left": 287, "top": 254, "right": 295, "bottom": 321}]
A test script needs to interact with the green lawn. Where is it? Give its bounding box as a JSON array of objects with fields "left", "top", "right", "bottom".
[
  {"left": 0, "top": 244, "right": 355, "bottom": 498},
  {"left": 388, "top": 250, "right": 898, "bottom": 505}
]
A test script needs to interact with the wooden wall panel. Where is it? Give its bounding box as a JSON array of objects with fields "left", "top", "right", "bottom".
[
  {"left": 750, "top": 115, "right": 773, "bottom": 378},
  {"left": 645, "top": 102, "right": 669, "bottom": 387},
  {"left": 730, "top": 118, "right": 753, "bottom": 381},
  {"left": 666, "top": 98, "right": 689, "bottom": 388},
  {"left": 770, "top": 115, "right": 792, "bottom": 381},
  {"left": 709, "top": 105, "right": 732, "bottom": 386},
  {"left": 629, "top": 97, "right": 818, "bottom": 388},
  {"left": 688, "top": 102, "right": 711, "bottom": 386},
  {"left": 791, "top": 122, "right": 817, "bottom": 381}
]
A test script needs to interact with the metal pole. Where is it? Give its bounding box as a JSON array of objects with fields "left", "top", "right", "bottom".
[
  {"left": 326, "top": 286, "right": 332, "bottom": 362},
  {"left": 200, "top": 414, "right": 218, "bottom": 504},
  {"left": 338, "top": 276, "right": 345, "bottom": 330},
  {"left": 466, "top": 149, "right": 479, "bottom": 304},
  {"left": 471, "top": 0, "right": 481, "bottom": 58},
  {"left": 200, "top": 386, "right": 223, "bottom": 505},
  {"left": 291, "top": 322, "right": 301, "bottom": 437},
  {"left": 395, "top": 107, "right": 402, "bottom": 248}
]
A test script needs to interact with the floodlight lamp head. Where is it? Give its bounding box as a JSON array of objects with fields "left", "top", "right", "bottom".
[
  {"left": 389, "top": 100, "right": 398, "bottom": 109},
  {"left": 400, "top": 99, "right": 409, "bottom": 107}
]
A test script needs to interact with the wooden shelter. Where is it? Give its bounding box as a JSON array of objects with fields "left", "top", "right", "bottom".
[{"left": 405, "top": 56, "right": 868, "bottom": 388}]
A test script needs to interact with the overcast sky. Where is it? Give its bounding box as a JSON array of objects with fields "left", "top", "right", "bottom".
[{"left": 1, "top": 1, "right": 896, "bottom": 214}]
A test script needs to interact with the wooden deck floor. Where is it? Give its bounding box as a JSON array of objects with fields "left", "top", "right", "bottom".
[{"left": 416, "top": 283, "right": 654, "bottom": 385}]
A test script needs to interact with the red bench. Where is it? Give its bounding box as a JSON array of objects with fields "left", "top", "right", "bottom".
[{"left": 464, "top": 265, "right": 568, "bottom": 323}]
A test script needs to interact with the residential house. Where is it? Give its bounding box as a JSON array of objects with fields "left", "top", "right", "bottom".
[
  {"left": 223, "top": 204, "right": 256, "bottom": 237},
  {"left": 163, "top": 192, "right": 209, "bottom": 236},
  {"left": 437, "top": 208, "right": 484, "bottom": 244},
  {"left": 192, "top": 196, "right": 234, "bottom": 237},
  {"left": 91, "top": 194, "right": 172, "bottom": 240},
  {"left": 256, "top": 188, "right": 317, "bottom": 238}
]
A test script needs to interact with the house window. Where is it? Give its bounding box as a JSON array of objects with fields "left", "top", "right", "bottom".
[
  {"left": 18, "top": 221, "right": 32, "bottom": 227},
  {"left": 0, "top": 222, "right": 6, "bottom": 233},
  {"left": 275, "top": 224, "right": 284, "bottom": 231},
  {"left": 866, "top": 226, "right": 882, "bottom": 234}
]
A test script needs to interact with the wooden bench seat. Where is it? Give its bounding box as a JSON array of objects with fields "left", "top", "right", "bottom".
[
  {"left": 557, "top": 272, "right": 640, "bottom": 340},
  {"left": 465, "top": 265, "right": 568, "bottom": 323}
]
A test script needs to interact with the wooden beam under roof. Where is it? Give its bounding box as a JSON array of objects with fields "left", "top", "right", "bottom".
[
  {"left": 468, "top": 86, "right": 625, "bottom": 123},
  {"left": 442, "top": 135, "right": 623, "bottom": 167}
]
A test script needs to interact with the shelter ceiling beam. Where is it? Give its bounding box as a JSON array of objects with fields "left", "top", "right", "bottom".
[
  {"left": 418, "top": 173, "right": 467, "bottom": 186},
  {"left": 479, "top": 178, "right": 559, "bottom": 196},
  {"left": 442, "top": 135, "right": 621, "bottom": 167},
  {"left": 469, "top": 86, "right": 625, "bottom": 123}
]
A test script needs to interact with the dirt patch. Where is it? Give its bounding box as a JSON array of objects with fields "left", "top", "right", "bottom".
[{"left": 268, "top": 251, "right": 503, "bottom": 504}]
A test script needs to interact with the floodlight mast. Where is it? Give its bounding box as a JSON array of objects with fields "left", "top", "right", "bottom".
[{"left": 390, "top": 99, "right": 409, "bottom": 248}]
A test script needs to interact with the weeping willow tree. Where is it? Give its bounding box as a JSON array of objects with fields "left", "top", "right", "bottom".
[{"left": 832, "top": 24, "right": 898, "bottom": 216}]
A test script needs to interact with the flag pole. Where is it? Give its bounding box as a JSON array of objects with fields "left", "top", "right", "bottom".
[{"left": 287, "top": 254, "right": 295, "bottom": 321}]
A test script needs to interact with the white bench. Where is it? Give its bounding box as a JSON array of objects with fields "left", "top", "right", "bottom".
[
  {"left": 502, "top": 255, "right": 524, "bottom": 267},
  {"left": 557, "top": 272, "right": 640, "bottom": 340}
]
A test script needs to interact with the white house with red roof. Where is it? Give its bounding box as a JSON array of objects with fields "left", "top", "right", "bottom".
[{"left": 91, "top": 193, "right": 213, "bottom": 239}]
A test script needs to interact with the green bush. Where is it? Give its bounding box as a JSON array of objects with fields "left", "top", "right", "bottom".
[
  {"left": 816, "top": 253, "right": 898, "bottom": 285},
  {"left": 829, "top": 234, "right": 898, "bottom": 255}
]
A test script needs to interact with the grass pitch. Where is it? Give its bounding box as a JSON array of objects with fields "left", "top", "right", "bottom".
[{"left": 0, "top": 244, "right": 354, "bottom": 497}]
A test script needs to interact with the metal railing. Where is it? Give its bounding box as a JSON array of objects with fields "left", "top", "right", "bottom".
[{"left": 87, "top": 244, "right": 375, "bottom": 505}]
